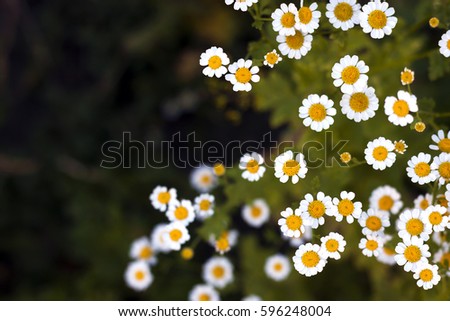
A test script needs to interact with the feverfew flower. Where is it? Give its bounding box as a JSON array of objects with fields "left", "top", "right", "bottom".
[
  {"left": 202, "top": 256, "right": 234, "bottom": 289},
  {"left": 359, "top": 208, "right": 390, "bottom": 236},
  {"left": 129, "top": 237, "right": 157, "bottom": 265},
  {"left": 394, "top": 139, "right": 408, "bottom": 154},
  {"left": 299, "top": 192, "right": 333, "bottom": 228},
  {"left": 438, "top": 30, "right": 450, "bottom": 58},
  {"left": 224, "top": 0, "right": 258, "bottom": 12},
  {"left": 364, "top": 137, "right": 396, "bottom": 171},
  {"left": 124, "top": 261, "right": 153, "bottom": 291},
  {"left": 299, "top": 94, "right": 337, "bottom": 132},
  {"left": 430, "top": 130, "right": 450, "bottom": 153},
  {"left": 397, "top": 209, "right": 432, "bottom": 241},
  {"left": 199, "top": 46, "right": 230, "bottom": 78},
  {"left": 413, "top": 194, "right": 433, "bottom": 211},
  {"left": 149, "top": 186, "right": 177, "bottom": 212},
  {"left": 271, "top": 3, "right": 299, "bottom": 36},
  {"left": 188, "top": 284, "right": 220, "bottom": 301},
  {"left": 239, "top": 152, "right": 266, "bottom": 182},
  {"left": 431, "top": 153, "right": 450, "bottom": 185},
  {"left": 190, "top": 166, "right": 217, "bottom": 193},
  {"left": 293, "top": 243, "right": 327, "bottom": 277},
  {"left": 340, "top": 86, "right": 379, "bottom": 122},
  {"left": 194, "top": 193, "right": 215, "bottom": 220},
  {"left": 360, "top": 0, "right": 398, "bottom": 39},
  {"left": 296, "top": 2, "right": 321, "bottom": 34},
  {"left": 277, "top": 30, "right": 313, "bottom": 60},
  {"left": 210, "top": 230, "right": 239, "bottom": 255},
  {"left": 263, "top": 50, "right": 282, "bottom": 68},
  {"left": 330, "top": 191, "right": 362, "bottom": 224},
  {"left": 225, "top": 59, "right": 260, "bottom": 92},
  {"left": 326, "top": 0, "right": 361, "bottom": 31},
  {"left": 377, "top": 244, "right": 397, "bottom": 266},
  {"left": 166, "top": 199, "right": 195, "bottom": 226},
  {"left": 242, "top": 199, "right": 270, "bottom": 228},
  {"left": 163, "top": 222, "right": 190, "bottom": 251},
  {"left": 274, "top": 150, "right": 308, "bottom": 184},
  {"left": 400, "top": 67, "right": 415, "bottom": 85},
  {"left": 406, "top": 153, "right": 436, "bottom": 185},
  {"left": 384, "top": 90, "right": 418, "bottom": 127},
  {"left": 278, "top": 207, "right": 310, "bottom": 238},
  {"left": 413, "top": 263, "right": 441, "bottom": 290},
  {"left": 395, "top": 236, "right": 431, "bottom": 272},
  {"left": 331, "top": 55, "right": 369, "bottom": 94},
  {"left": 369, "top": 185, "right": 403, "bottom": 214},
  {"left": 264, "top": 254, "right": 291, "bottom": 281},
  {"left": 423, "top": 205, "right": 449, "bottom": 232},
  {"left": 359, "top": 234, "right": 385, "bottom": 257},
  {"left": 150, "top": 224, "right": 172, "bottom": 253},
  {"left": 320, "top": 232, "right": 346, "bottom": 260}
]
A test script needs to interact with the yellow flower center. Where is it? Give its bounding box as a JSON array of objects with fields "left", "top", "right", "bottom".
[
  {"left": 282, "top": 159, "right": 300, "bottom": 176},
  {"left": 216, "top": 237, "right": 230, "bottom": 253},
  {"left": 298, "top": 7, "right": 313, "bottom": 24},
  {"left": 438, "top": 138, "right": 450, "bottom": 153},
  {"left": 181, "top": 247, "right": 194, "bottom": 260},
  {"left": 169, "top": 229, "right": 182, "bottom": 242},
  {"left": 392, "top": 100, "right": 409, "bottom": 117},
  {"left": 368, "top": 10, "right": 387, "bottom": 29},
  {"left": 308, "top": 200, "right": 326, "bottom": 218},
  {"left": 415, "top": 122, "right": 426, "bottom": 133},
  {"left": 429, "top": 17, "right": 440, "bottom": 28},
  {"left": 266, "top": 52, "right": 279, "bottom": 65},
  {"left": 372, "top": 146, "right": 389, "bottom": 161},
  {"left": 208, "top": 55, "right": 222, "bottom": 70},
  {"left": 366, "top": 240, "right": 379, "bottom": 251},
  {"left": 281, "top": 12, "right": 296, "bottom": 28},
  {"left": 251, "top": 206, "right": 262, "bottom": 218},
  {"left": 273, "top": 262, "right": 283, "bottom": 272},
  {"left": 366, "top": 216, "right": 382, "bottom": 231},
  {"left": 406, "top": 218, "right": 424, "bottom": 236},
  {"left": 429, "top": 211, "right": 443, "bottom": 225},
  {"left": 199, "top": 199, "right": 211, "bottom": 211},
  {"left": 437, "top": 196, "right": 449, "bottom": 208},
  {"left": 235, "top": 67, "right": 252, "bottom": 84},
  {"left": 401, "top": 71, "right": 414, "bottom": 85},
  {"left": 135, "top": 270, "right": 145, "bottom": 281},
  {"left": 404, "top": 245, "right": 421, "bottom": 262},
  {"left": 174, "top": 206, "right": 189, "bottom": 220},
  {"left": 334, "top": 2, "right": 353, "bottom": 21},
  {"left": 447, "top": 40, "right": 450, "bottom": 50},
  {"left": 139, "top": 246, "right": 153, "bottom": 260},
  {"left": 325, "top": 239, "right": 339, "bottom": 252},
  {"left": 341, "top": 66, "right": 360, "bottom": 85},
  {"left": 157, "top": 192, "right": 171, "bottom": 204},
  {"left": 419, "top": 269, "right": 433, "bottom": 282},
  {"left": 340, "top": 152, "right": 352, "bottom": 163},
  {"left": 440, "top": 253, "right": 450, "bottom": 267},
  {"left": 213, "top": 163, "right": 226, "bottom": 176},
  {"left": 419, "top": 199, "right": 429, "bottom": 210},
  {"left": 349, "top": 92, "right": 369, "bottom": 112},
  {"left": 308, "top": 103, "right": 327, "bottom": 121},
  {"left": 394, "top": 141, "right": 406, "bottom": 153},
  {"left": 285, "top": 31, "right": 304, "bottom": 50},
  {"left": 246, "top": 159, "right": 260, "bottom": 174},
  {"left": 212, "top": 266, "right": 225, "bottom": 278},
  {"left": 338, "top": 199, "right": 354, "bottom": 216},
  {"left": 414, "top": 162, "right": 431, "bottom": 177},
  {"left": 198, "top": 293, "right": 211, "bottom": 301},
  {"left": 438, "top": 162, "right": 450, "bottom": 180},
  {"left": 301, "top": 251, "right": 320, "bottom": 268},
  {"left": 383, "top": 247, "right": 395, "bottom": 255},
  {"left": 201, "top": 174, "right": 211, "bottom": 184},
  {"left": 286, "top": 214, "right": 302, "bottom": 230},
  {"left": 378, "top": 195, "right": 394, "bottom": 211}
]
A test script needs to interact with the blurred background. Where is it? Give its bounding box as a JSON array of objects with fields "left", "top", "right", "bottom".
[{"left": 0, "top": 0, "right": 449, "bottom": 300}]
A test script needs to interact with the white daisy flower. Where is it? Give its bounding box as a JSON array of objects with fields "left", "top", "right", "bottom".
[
  {"left": 331, "top": 55, "right": 369, "bottom": 94},
  {"left": 359, "top": 234, "right": 385, "bottom": 257},
  {"left": 242, "top": 295, "right": 262, "bottom": 301},
  {"left": 431, "top": 152, "right": 450, "bottom": 185},
  {"left": 124, "top": 261, "right": 153, "bottom": 291},
  {"left": 395, "top": 236, "right": 431, "bottom": 272},
  {"left": 397, "top": 209, "right": 432, "bottom": 241},
  {"left": 276, "top": 30, "right": 313, "bottom": 60},
  {"left": 299, "top": 94, "right": 337, "bottom": 132},
  {"left": 330, "top": 191, "right": 362, "bottom": 223},
  {"left": 430, "top": 130, "right": 450, "bottom": 153},
  {"left": 320, "top": 232, "right": 346, "bottom": 260},
  {"left": 224, "top": 0, "right": 258, "bottom": 12},
  {"left": 433, "top": 244, "right": 450, "bottom": 266},
  {"left": 129, "top": 237, "right": 157, "bottom": 265},
  {"left": 296, "top": 2, "right": 321, "bottom": 34},
  {"left": 194, "top": 193, "right": 215, "bottom": 220},
  {"left": 369, "top": 185, "right": 403, "bottom": 214},
  {"left": 271, "top": 3, "right": 299, "bottom": 36},
  {"left": 163, "top": 222, "right": 190, "bottom": 251},
  {"left": 384, "top": 90, "right": 418, "bottom": 127},
  {"left": 209, "top": 230, "right": 239, "bottom": 255},
  {"left": 340, "top": 85, "right": 379, "bottom": 122},
  {"left": 326, "top": 0, "right": 361, "bottom": 31},
  {"left": 149, "top": 186, "right": 177, "bottom": 212},
  {"left": 166, "top": 199, "right": 195, "bottom": 226},
  {"left": 264, "top": 254, "right": 292, "bottom": 281},
  {"left": 285, "top": 226, "right": 313, "bottom": 247},
  {"left": 274, "top": 150, "right": 308, "bottom": 183},
  {"left": 199, "top": 46, "right": 230, "bottom": 78},
  {"left": 150, "top": 224, "right": 172, "bottom": 253},
  {"left": 190, "top": 166, "right": 217, "bottom": 193},
  {"left": 413, "top": 263, "right": 441, "bottom": 290},
  {"left": 436, "top": 193, "right": 450, "bottom": 212},
  {"left": 376, "top": 243, "right": 397, "bottom": 266},
  {"left": 188, "top": 284, "right": 220, "bottom": 301},
  {"left": 423, "top": 205, "right": 449, "bottom": 232},
  {"left": 438, "top": 30, "right": 450, "bottom": 58},
  {"left": 239, "top": 152, "right": 266, "bottom": 182},
  {"left": 202, "top": 256, "right": 234, "bottom": 289},
  {"left": 400, "top": 67, "right": 415, "bottom": 86},
  {"left": 292, "top": 243, "right": 327, "bottom": 277},
  {"left": 406, "top": 153, "right": 436, "bottom": 185},
  {"left": 299, "top": 192, "right": 333, "bottom": 228},
  {"left": 242, "top": 198, "right": 270, "bottom": 228},
  {"left": 263, "top": 50, "right": 282, "bottom": 68},
  {"left": 394, "top": 139, "right": 408, "bottom": 154},
  {"left": 225, "top": 59, "right": 260, "bottom": 92},
  {"left": 359, "top": 208, "right": 390, "bottom": 236},
  {"left": 360, "top": 0, "right": 398, "bottom": 39},
  {"left": 278, "top": 207, "right": 310, "bottom": 238},
  {"left": 414, "top": 194, "right": 433, "bottom": 211},
  {"left": 364, "top": 136, "right": 396, "bottom": 171}
]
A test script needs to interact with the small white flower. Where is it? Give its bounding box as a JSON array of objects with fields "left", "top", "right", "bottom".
[
  {"left": 299, "top": 192, "right": 333, "bottom": 228},
  {"left": 166, "top": 199, "right": 195, "bottom": 226},
  {"left": 413, "top": 194, "right": 433, "bottom": 211},
  {"left": 239, "top": 152, "right": 266, "bottom": 182},
  {"left": 431, "top": 152, "right": 450, "bottom": 186},
  {"left": 299, "top": 94, "right": 337, "bottom": 132},
  {"left": 296, "top": 2, "right": 321, "bottom": 34},
  {"left": 423, "top": 205, "right": 449, "bottom": 232},
  {"left": 190, "top": 166, "right": 217, "bottom": 193},
  {"left": 277, "top": 30, "right": 313, "bottom": 60},
  {"left": 264, "top": 254, "right": 291, "bottom": 281},
  {"left": 149, "top": 186, "right": 177, "bottom": 212},
  {"left": 359, "top": 234, "right": 385, "bottom": 257},
  {"left": 129, "top": 237, "right": 157, "bottom": 265},
  {"left": 369, "top": 185, "right": 403, "bottom": 214},
  {"left": 225, "top": 59, "right": 260, "bottom": 92},
  {"left": 224, "top": 0, "right": 258, "bottom": 12},
  {"left": 271, "top": 3, "right": 299, "bottom": 36},
  {"left": 292, "top": 243, "right": 327, "bottom": 277},
  {"left": 209, "top": 230, "right": 239, "bottom": 255},
  {"left": 438, "top": 30, "right": 450, "bottom": 58},
  {"left": 429, "top": 129, "right": 450, "bottom": 153},
  {"left": 194, "top": 193, "right": 215, "bottom": 220},
  {"left": 202, "top": 256, "right": 234, "bottom": 289},
  {"left": 413, "top": 263, "right": 441, "bottom": 290},
  {"left": 320, "top": 232, "right": 346, "bottom": 260},
  {"left": 397, "top": 209, "right": 432, "bottom": 241},
  {"left": 360, "top": 0, "right": 398, "bottom": 39},
  {"left": 199, "top": 46, "right": 230, "bottom": 78},
  {"left": 242, "top": 199, "right": 270, "bottom": 228},
  {"left": 150, "top": 224, "right": 172, "bottom": 253},
  {"left": 364, "top": 136, "right": 396, "bottom": 171},
  {"left": 124, "top": 261, "right": 153, "bottom": 291},
  {"left": 330, "top": 191, "right": 362, "bottom": 224},
  {"left": 376, "top": 242, "right": 397, "bottom": 266},
  {"left": 163, "top": 222, "right": 190, "bottom": 251},
  {"left": 188, "top": 284, "right": 220, "bottom": 301},
  {"left": 400, "top": 67, "right": 415, "bottom": 86},
  {"left": 263, "top": 50, "right": 282, "bottom": 68},
  {"left": 395, "top": 236, "right": 431, "bottom": 272},
  {"left": 285, "top": 226, "right": 313, "bottom": 248},
  {"left": 394, "top": 139, "right": 408, "bottom": 154},
  {"left": 326, "top": 0, "right": 361, "bottom": 31},
  {"left": 274, "top": 150, "right": 308, "bottom": 183},
  {"left": 331, "top": 55, "right": 369, "bottom": 94},
  {"left": 278, "top": 207, "right": 310, "bottom": 238},
  {"left": 359, "top": 208, "right": 390, "bottom": 236},
  {"left": 340, "top": 85, "right": 379, "bottom": 122},
  {"left": 384, "top": 90, "right": 418, "bottom": 127},
  {"left": 433, "top": 243, "right": 450, "bottom": 265},
  {"left": 406, "top": 153, "right": 437, "bottom": 185}
]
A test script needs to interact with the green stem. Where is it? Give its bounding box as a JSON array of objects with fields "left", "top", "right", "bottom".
[{"left": 431, "top": 180, "right": 439, "bottom": 204}]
